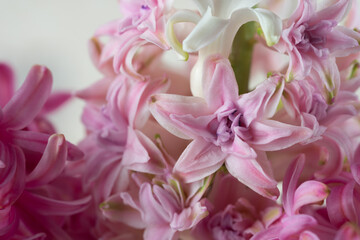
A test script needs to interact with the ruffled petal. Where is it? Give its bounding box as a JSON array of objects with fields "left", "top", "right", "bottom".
[
  {"left": 150, "top": 93, "right": 213, "bottom": 139},
  {"left": 174, "top": 139, "right": 227, "bottom": 183},
  {"left": 249, "top": 119, "right": 312, "bottom": 151}
]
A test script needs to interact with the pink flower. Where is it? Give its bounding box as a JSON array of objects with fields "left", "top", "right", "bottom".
[
  {"left": 101, "top": 176, "right": 209, "bottom": 240},
  {"left": 150, "top": 54, "right": 312, "bottom": 199},
  {"left": 94, "top": 0, "right": 171, "bottom": 77},
  {"left": 276, "top": 0, "right": 359, "bottom": 97},
  {"left": 0, "top": 65, "right": 90, "bottom": 239},
  {"left": 254, "top": 155, "right": 331, "bottom": 240}
]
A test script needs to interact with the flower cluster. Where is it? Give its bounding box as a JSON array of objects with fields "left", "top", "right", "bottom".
[{"left": 2, "top": 0, "right": 360, "bottom": 239}]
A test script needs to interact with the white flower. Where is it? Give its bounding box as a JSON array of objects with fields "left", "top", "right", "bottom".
[{"left": 166, "top": 0, "right": 282, "bottom": 96}]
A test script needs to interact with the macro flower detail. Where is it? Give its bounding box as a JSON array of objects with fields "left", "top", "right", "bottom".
[
  {"left": 151, "top": 55, "right": 312, "bottom": 199},
  {"left": 2, "top": 0, "right": 360, "bottom": 239}
]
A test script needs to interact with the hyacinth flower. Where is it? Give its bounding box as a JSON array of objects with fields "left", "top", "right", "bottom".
[
  {"left": 94, "top": 0, "right": 172, "bottom": 78},
  {"left": 278, "top": 76, "right": 358, "bottom": 179},
  {"left": 166, "top": 0, "right": 282, "bottom": 96},
  {"left": 0, "top": 65, "right": 90, "bottom": 239},
  {"left": 100, "top": 172, "right": 211, "bottom": 240},
  {"left": 253, "top": 154, "right": 331, "bottom": 240},
  {"left": 193, "top": 171, "right": 283, "bottom": 239},
  {"left": 150, "top": 54, "right": 312, "bottom": 199},
  {"left": 275, "top": 0, "right": 360, "bottom": 99},
  {"left": 81, "top": 74, "right": 170, "bottom": 204}
]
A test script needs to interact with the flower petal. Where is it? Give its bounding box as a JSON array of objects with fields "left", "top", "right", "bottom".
[
  {"left": 202, "top": 55, "right": 239, "bottom": 109},
  {"left": 0, "top": 63, "right": 15, "bottom": 108},
  {"left": 282, "top": 154, "right": 305, "bottom": 215},
  {"left": 150, "top": 93, "right": 213, "bottom": 139},
  {"left": 249, "top": 119, "right": 312, "bottom": 151},
  {"left": 174, "top": 139, "right": 227, "bottom": 183},
  {"left": 18, "top": 191, "right": 91, "bottom": 216},
  {"left": 1, "top": 65, "right": 52, "bottom": 130},
  {"left": 293, "top": 180, "right": 329, "bottom": 213},
  {"left": 26, "top": 134, "right": 67, "bottom": 188},
  {"left": 225, "top": 151, "right": 279, "bottom": 200},
  {"left": 183, "top": 7, "right": 229, "bottom": 52}
]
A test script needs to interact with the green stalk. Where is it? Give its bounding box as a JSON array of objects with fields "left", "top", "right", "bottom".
[{"left": 229, "top": 21, "right": 257, "bottom": 94}]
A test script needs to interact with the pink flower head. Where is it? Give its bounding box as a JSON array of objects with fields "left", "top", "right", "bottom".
[
  {"left": 81, "top": 74, "right": 170, "bottom": 203},
  {"left": 94, "top": 0, "right": 171, "bottom": 77},
  {"left": 101, "top": 175, "right": 209, "bottom": 240},
  {"left": 276, "top": 0, "right": 359, "bottom": 97},
  {"left": 0, "top": 65, "right": 90, "bottom": 239},
  {"left": 150, "top": 54, "right": 312, "bottom": 199},
  {"left": 254, "top": 155, "right": 331, "bottom": 240}
]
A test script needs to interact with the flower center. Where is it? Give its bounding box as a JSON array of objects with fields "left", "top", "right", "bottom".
[{"left": 294, "top": 20, "right": 335, "bottom": 58}]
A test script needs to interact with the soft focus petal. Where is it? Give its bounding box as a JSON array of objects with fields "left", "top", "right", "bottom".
[
  {"left": 26, "top": 134, "right": 67, "bottom": 188},
  {"left": 0, "top": 63, "right": 15, "bottom": 108},
  {"left": 1, "top": 65, "right": 52, "bottom": 130}
]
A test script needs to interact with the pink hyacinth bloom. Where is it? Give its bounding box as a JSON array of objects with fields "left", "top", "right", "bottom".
[
  {"left": 150, "top": 54, "right": 312, "bottom": 199},
  {"left": 276, "top": 0, "right": 359, "bottom": 97},
  {"left": 0, "top": 65, "right": 90, "bottom": 239},
  {"left": 193, "top": 172, "right": 282, "bottom": 240},
  {"left": 253, "top": 155, "right": 331, "bottom": 240},
  {"left": 103, "top": 177, "right": 209, "bottom": 240},
  {"left": 81, "top": 74, "right": 170, "bottom": 204},
  {"left": 95, "top": 0, "right": 171, "bottom": 77}
]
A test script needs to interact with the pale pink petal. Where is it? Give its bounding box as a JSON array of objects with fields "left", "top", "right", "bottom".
[
  {"left": 238, "top": 75, "right": 284, "bottom": 125},
  {"left": 173, "top": 139, "right": 227, "bottom": 183},
  {"left": 282, "top": 154, "right": 305, "bottom": 215},
  {"left": 143, "top": 225, "right": 176, "bottom": 240},
  {"left": 310, "top": 0, "right": 352, "bottom": 23},
  {"left": 100, "top": 194, "right": 145, "bottom": 229},
  {"left": 150, "top": 94, "right": 213, "bottom": 139},
  {"left": 26, "top": 134, "right": 67, "bottom": 188},
  {"left": 249, "top": 119, "right": 312, "bottom": 151},
  {"left": 279, "top": 215, "right": 317, "bottom": 239},
  {"left": 170, "top": 201, "right": 208, "bottom": 231},
  {"left": 225, "top": 152, "right": 279, "bottom": 200},
  {"left": 202, "top": 55, "right": 238, "bottom": 110},
  {"left": 1, "top": 65, "right": 52, "bottom": 130},
  {"left": 0, "top": 63, "right": 15, "bottom": 108},
  {"left": 327, "top": 182, "right": 357, "bottom": 227},
  {"left": 124, "top": 129, "right": 168, "bottom": 174},
  {"left": 139, "top": 183, "right": 169, "bottom": 224},
  {"left": 88, "top": 38, "right": 115, "bottom": 76},
  {"left": 293, "top": 180, "right": 329, "bottom": 213},
  {"left": 227, "top": 134, "right": 257, "bottom": 159}
]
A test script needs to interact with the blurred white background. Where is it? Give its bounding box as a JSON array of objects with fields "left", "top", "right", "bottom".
[{"left": 0, "top": 1, "right": 121, "bottom": 143}]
